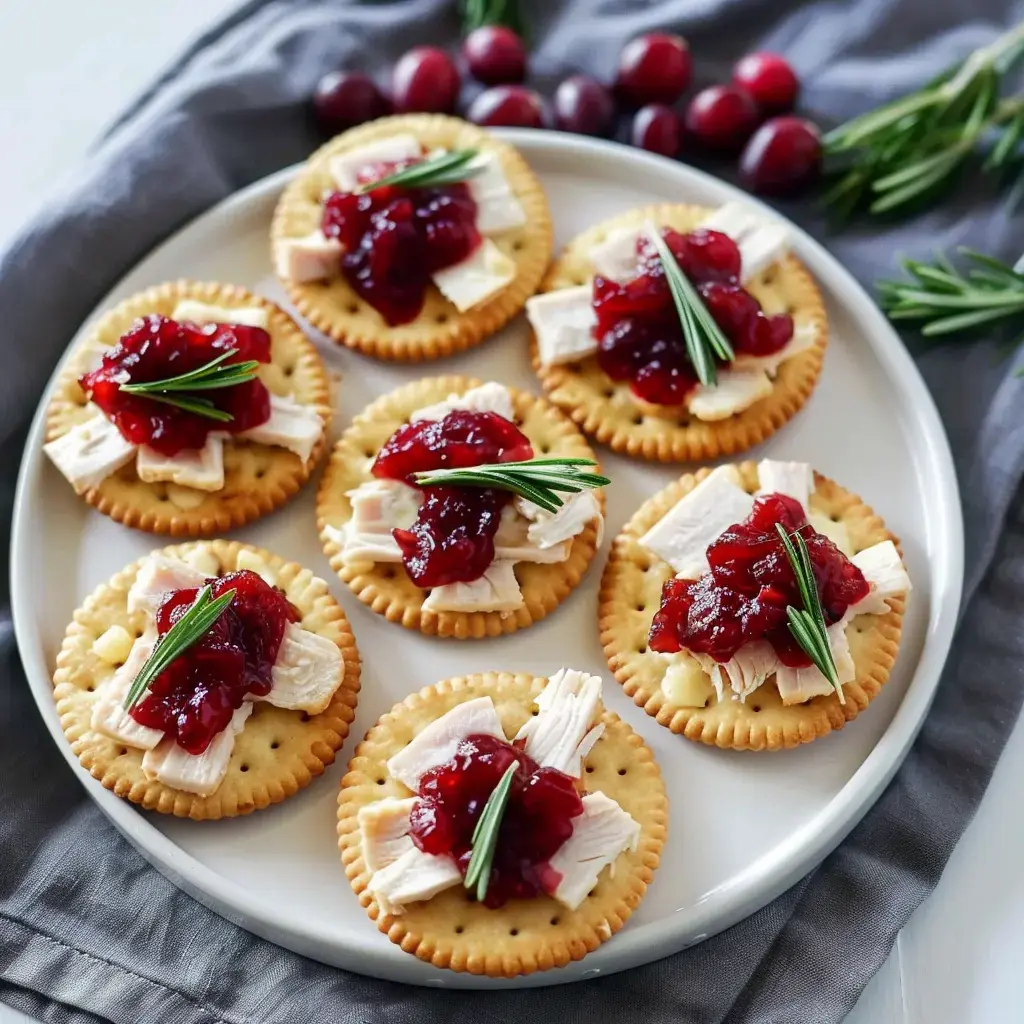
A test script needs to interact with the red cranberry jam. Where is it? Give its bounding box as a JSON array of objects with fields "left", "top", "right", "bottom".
[
  {"left": 130, "top": 570, "right": 298, "bottom": 754},
  {"left": 410, "top": 733, "right": 584, "bottom": 908},
  {"left": 80, "top": 314, "right": 272, "bottom": 457},
  {"left": 372, "top": 409, "right": 533, "bottom": 588},
  {"left": 321, "top": 156, "right": 482, "bottom": 326},
  {"left": 649, "top": 493, "right": 869, "bottom": 667},
  {"left": 594, "top": 229, "right": 794, "bottom": 406}
]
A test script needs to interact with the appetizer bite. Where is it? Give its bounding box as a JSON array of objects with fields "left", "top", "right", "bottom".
[
  {"left": 600, "top": 460, "right": 911, "bottom": 749},
  {"left": 52, "top": 541, "right": 360, "bottom": 818},
  {"left": 272, "top": 114, "right": 552, "bottom": 360},
  {"left": 528, "top": 203, "right": 827, "bottom": 461},
  {"left": 43, "top": 282, "right": 331, "bottom": 536},
  {"left": 338, "top": 668, "right": 666, "bottom": 976},
  {"left": 318, "top": 377, "right": 607, "bottom": 639}
]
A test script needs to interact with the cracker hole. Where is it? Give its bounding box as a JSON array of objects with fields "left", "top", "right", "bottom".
[
  {"left": 632, "top": 414, "right": 644, "bottom": 426},
  {"left": 300, "top": 711, "right": 311, "bottom": 722},
  {"left": 637, "top": 645, "right": 647, "bottom": 655},
  {"left": 762, "top": 269, "right": 777, "bottom": 286},
  {"left": 786, "top": 305, "right": 796, "bottom": 315},
  {"left": 240, "top": 764, "right": 249, "bottom": 773},
  {"left": 270, "top": 740, "right": 280, "bottom": 750},
  {"left": 509, "top": 927, "right": 519, "bottom": 936},
  {"left": 454, "top": 925, "right": 464, "bottom": 934},
  {"left": 118, "top": 747, "right": 128, "bottom": 756},
  {"left": 531, "top": 709, "right": 539, "bottom": 716},
  {"left": 585, "top": 765, "right": 594, "bottom": 774},
  {"left": 602, "top": 387, "right": 615, "bottom": 399},
  {"left": 751, "top": 704, "right": 762, "bottom": 713},
  {"left": 511, "top": 240, "right": 524, "bottom": 253},
  {"left": 573, "top": 278, "right": 587, "bottom": 287},
  {"left": 538, "top": 444, "right": 551, "bottom": 455},
  {"left": 255, "top": 469, "right": 266, "bottom": 480},
  {"left": 550, "top": 916, "right": 560, "bottom": 926},
  {"left": 381, "top": 567, "right": 397, "bottom": 579},
  {"left": 637, "top": 559, "right": 652, "bottom": 573},
  {"left": 635, "top": 603, "right": 646, "bottom": 612},
  {"left": 347, "top": 303, "right": 360, "bottom": 314},
  {"left": 617, "top": 768, "right": 627, "bottom": 776},
  {"left": 435, "top": 313, "right": 449, "bottom": 325},
  {"left": 376, "top": 778, "right": 386, "bottom": 786},
  {"left": 86, "top": 684, "right": 95, "bottom": 692}
]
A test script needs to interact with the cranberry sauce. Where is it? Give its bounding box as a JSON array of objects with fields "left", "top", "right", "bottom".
[
  {"left": 649, "top": 493, "right": 869, "bottom": 667},
  {"left": 130, "top": 570, "right": 298, "bottom": 754},
  {"left": 594, "top": 228, "right": 794, "bottom": 407},
  {"left": 321, "top": 157, "right": 482, "bottom": 326},
  {"left": 80, "top": 314, "right": 272, "bottom": 456},
  {"left": 371, "top": 409, "right": 533, "bottom": 588},
  {"left": 410, "top": 733, "right": 584, "bottom": 908}
]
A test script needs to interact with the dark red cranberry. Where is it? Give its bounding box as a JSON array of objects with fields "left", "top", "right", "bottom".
[
  {"left": 410, "top": 733, "right": 584, "bottom": 908},
  {"left": 631, "top": 104, "right": 682, "bottom": 157},
  {"left": 312, "top": 72, "right": 390, "bottom": 133},
  {"left": 130, "top": 571, "right": 299, "bottom": 754},
  {"left": 649, "top": 494, "right": 869, "bottom": 666},
  {"left": 466, "top": 85, "right": 546, "bottom": 128},
  {"left": 740, "top": 116, "right": 822, "bottom": 195},
  {"left": 79, "top": 315, "right": 271, "bottom": 457},
  {"left": 616, "top": 33, "right": 692, "bottom": 105},
  {"left": 732, "top": 52, "right": 800, "bottom": 113},
  {"left": 554, "top": 75, "right": 615, "bottom": 136},
  {"left": 462, "top": 26, "right": 527, "bottom": 85},
  {"left": 392, "top": 47, "right": 460, "bottom": 113},
  {"left": 685, "top": 85, "right": 760, "bottom": 152},
  {"left": 675, "top": 229, "right": 742, "bottom": 284}
]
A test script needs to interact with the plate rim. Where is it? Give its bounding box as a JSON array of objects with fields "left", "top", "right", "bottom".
[{"left": 9, "top": 129, "right": 965, "bottom": 989}]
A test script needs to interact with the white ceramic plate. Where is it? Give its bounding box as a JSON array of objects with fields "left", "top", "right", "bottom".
[{"left": 11, "top": 131, "right": 963, "bottom": 988}]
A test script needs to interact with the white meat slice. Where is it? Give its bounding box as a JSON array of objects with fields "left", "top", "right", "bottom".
[
  {"left": 257, "top": 622, "right": 342, "bottom": 714},
  {"left": 526, "top": 286, "right": 598, "bottom": 368},
  {"left": 89, "top": 634, "right": 164, "bottom": 750},
  {"left": 347, "top": 479, "right": 422, "bottom": 532},
  {"left": 695, "top": 640, "right": 779, "bottom": 702},
  {"left": 687, "top": 369, "right": 773, "bottom": 421},
  {"left": 43, "top": 414, "right": 137, "bottom": 493},
  {"left": 367, "top": 846, "right": 462, "bottom": 916},
  {"left": 732, "top": 322, "right": 818, "bottom": 375},
  {"left": 273, "top": 230, "right": 343, "bottom": 283},
  {"left": 515, "top": 490, "right": 603, "bottom": 549},
  {"left": 238, "top": 394, "right": 323, "bottom": 462},
  {"left": 639, "top": 465, "right": 754, "bottom": 579},
  {"left": 697, "top": 201, "right": 762, "bottom": 242},
  {"left": 127, "top": 554, "right": 208, "bottom": 615},
  {"left": 411, "top": 382, "right": 514, "bottom": 423},
  {"left": 337, "top": 526, "right": 404, "bottom": 564},
  {"left": 358, "top": 797, "right": 416, "bottom": 873},
  {"left": 849, "top": 540, "right": 912, "bottom": 615},
  {"left": 141, "top": 703, "right": 252, "bottom": 797},
  {"left": 493, "top": 505, "right": 570, "bottom": 564},
  {"left": 136, "top": 434, "right": 224, "bottom": 492},
  {"left": 588, "top": 224, "right": 643, "bottom": 282},
  {"left": 386, "top": 695, "right": 504, "bottom": 791},
  {"left": 514, "top": 668, "right": 604, "bottom": 778},
  {"left": 431, "top": 239, "right": 516, "bottom": 312},
  {"left": 170, "top": 300, "right": 269, "bottom": 329},
  {"left": 421, "top": 562, "right": 523, "bottom": 613},
  {"left": 546, "top": 792, "right": 641, "bottom": 910},
  {"left": 739, "top": 223, "right": 792, "bottom": 282},
  {"left": 757, "top": 459, "right": 814, "bottom": 513},
  {"left": 775, "top": 619, "right": 856, "bottom": 705},
  {"left": 468, "top": 153, "right": 527, "bottom": 234},
  {"left": 327, "top": 134, "right": 422, "bottom": 191}
]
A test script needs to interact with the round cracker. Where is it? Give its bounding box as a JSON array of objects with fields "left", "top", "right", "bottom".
[
  {"left": 52, "top": 540, "right": 361, "bottom": 820},
  {"left": 317, "top": 376, "right": 604, "bottom": 639},
  {"left": 531, "top": 204, "right": 827, "bottom": 462},
  {"left": 337, "top": 671, "right": 667, "bottom": 977},
  {"left": 271, "top": 114, "right": 553, "bottom": 361},
  {"left": 599, "top": 462, "right": 906, "bottom": 750},
  {"left": 45, "top": 281, "right": 332, "bottom": 536}
]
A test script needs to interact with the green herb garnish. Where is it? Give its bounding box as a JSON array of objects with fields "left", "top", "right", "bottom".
[
  {"left": 412, "top": 457, "right": 609, "bottom": 515},
  {"left": 464, "top": 759, "right": 518, "bottom": 903},
  {"left": 123, "top": 584, "right": 236, "bottom": 711},
  {"left": 359, "top": 149, "right": 486, "bottom": 193},
  {"left": 774, "top": 524, "right": 843, "bottom": 702},
  {"left": 460, "top": 0, "right": 526, "bottom": 37},
  {"left": 644, "top": 225, "right": 734, "bottom": 388}
]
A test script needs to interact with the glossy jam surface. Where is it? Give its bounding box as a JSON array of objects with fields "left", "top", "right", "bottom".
[
  {"left": 321, "top": 162, "right": 481, "bottom": 326},
  {"left": 130, "top": 570, "right": 298, "bottom": 754},
  {"left": 80, "top": 314, "right": 271, "bottom": 456},
  {"left": 649, "top": 493, "right": 869, "bottom": 666},
  {"left": 594, "top": 229, "right": 794, "bottom": 407},
  {"left": 372, "top": 409, "right": 533, "bottom": 588},
  {"left": 410, "top": 733, "right": 584, "bottom": 908}
]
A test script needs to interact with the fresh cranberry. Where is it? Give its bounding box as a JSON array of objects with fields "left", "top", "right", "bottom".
[
  {"left": 732, "top": 52, "right": 800, "bottom": 113},
  {"left": 616, "top": 33, "right": 692, "bottom": 105},
  {"left": 410, "top": 733, "right": 584, "bottom": 908},
  {"left": 685, "top": 85, "right": 760, "bottom": 152},
  {"left": 312, "top": 72, "right": 390, "bottom": 133},
  {"left": 554, "top": 75, "right": 615, "bottom": 136},
  {"left": 740, "top": 116, "right": 822, "bottom": 195},
  {"left": 80, "top": 315, "right": 271, "bottom": 456},
  {"left": 466, "top": 85, "right": 546, "bottom": 128},
  {"left": 321, "top": 176, "right": 481, "bottom": 325},
  {"left": 462, "top": 26, "right": 527, "bottom": 85},
  {"left": 631, "top": 104, "right": 682, "bottom": 157},
  {"left": 129, "top": 571, "right": 299, "bottom": 754},
  {"left": 392, "top": 47, "right": 460, "bottom": 113},
  {"left": 649, "top": 494, "right": 869, "bottom": 666}
]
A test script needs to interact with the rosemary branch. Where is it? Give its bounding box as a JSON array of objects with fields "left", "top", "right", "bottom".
[{"left": 359, "top": 149, "right": 485, "bottom": 192}]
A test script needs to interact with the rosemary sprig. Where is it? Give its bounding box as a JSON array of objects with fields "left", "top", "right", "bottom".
[
  {"left": 823, "top": 22, "right": 1024, "bottom": 217},
  {"left": 359, "top": 149, "right": 485, "bottom": 193},
  {"left": 460, "top": 0, "right": 526, "bottom": 36},
  {"left": 123, "top": 585, "right": 236, "bottom": 711},
  {"left": 878, "top": 247, "right": 1024, "bottom": 344},
  {"left": 118, "top": 349, "right": 260, "bottom": 423},
  {"left": 412, "top": 457, "right": 609, "bottom": 515},
  {"left": 644, "top": 225, "right": 734, "bottom": 388},
  {"left": 464, "top": 760, "right": 518, "bottom": 903},
  {"left": 774, "top": 524, "right": 843, "bottom": 702}
]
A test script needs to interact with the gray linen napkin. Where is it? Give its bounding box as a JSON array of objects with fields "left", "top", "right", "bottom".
[{"left": 2, "top": 2, "right": 1023, "bottom": 1021}]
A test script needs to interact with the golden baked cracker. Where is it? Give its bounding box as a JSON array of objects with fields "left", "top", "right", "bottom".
[
  {"left": 45, "top": 280, "right": 332, "bottom": 537},
  {"left": 317, "top": 375, "right": 604, "bottom": 639},
  {"left": 337, "top": 672, "right": 667, "bottom": 977},
  {"left": 532, "top": 204, "right": 828, "bottom": 461},
  {"left": 599, "top": 462, "right": 906, "bottom": 750},
  {"left": 271, "top": 114, "right": 553, "bottom": 361},
  {"left": 52, "top": 540, "right": 361, "bottom": 820}
]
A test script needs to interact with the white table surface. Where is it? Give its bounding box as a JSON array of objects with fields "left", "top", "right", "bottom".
[{"left": 1, "top": 3, "right": 1022, "bottom": 1022}]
